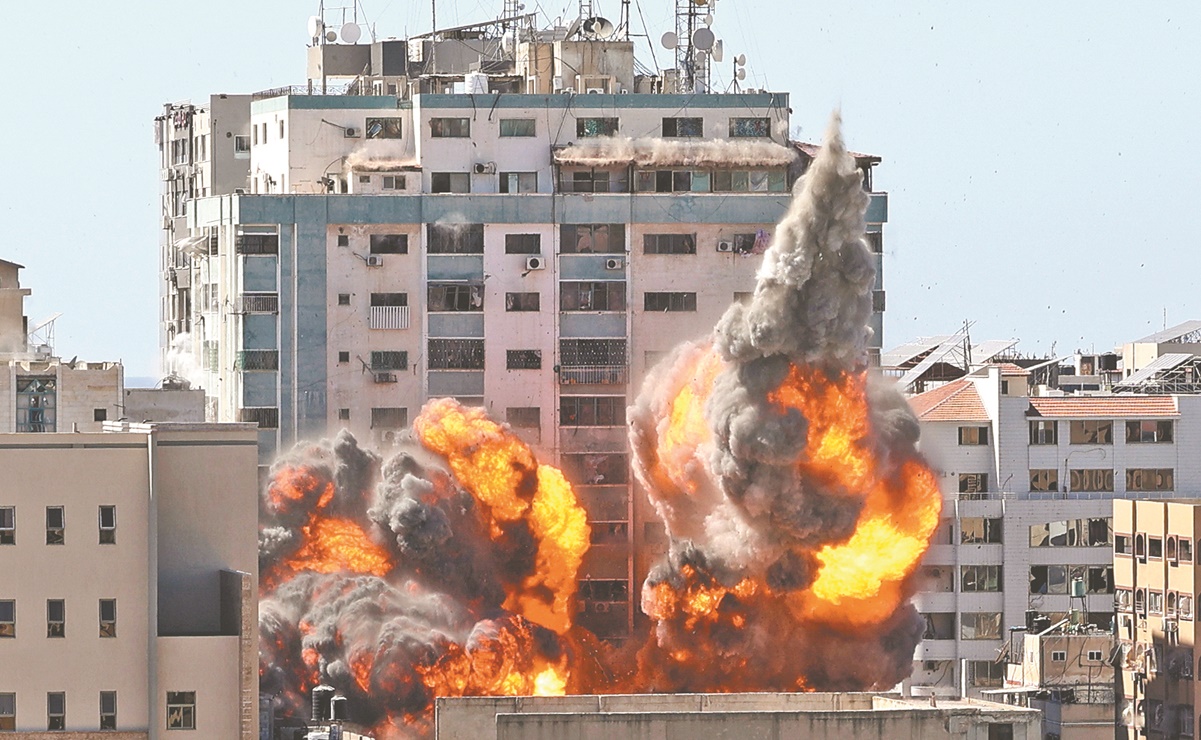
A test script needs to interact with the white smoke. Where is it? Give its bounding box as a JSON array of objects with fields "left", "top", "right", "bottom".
[
  {"left": 163, "top": 332, "right": 206, "bottom": 390},
  {"left": 555, "top": 136, "right": 797, "bottom": 168}
]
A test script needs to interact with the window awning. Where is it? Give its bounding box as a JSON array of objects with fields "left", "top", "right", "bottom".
[{"left": 554, "top": 137, "right": 798, "bottom": 168}]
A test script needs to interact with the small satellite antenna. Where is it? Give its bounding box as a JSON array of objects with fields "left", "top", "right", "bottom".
[
  {"left": 704, "top": 13, "right": 714, "bottom": 26},
  {"left": 325, "top": 29, "right": 338, "bottom": 42},
  {"left": 661, "top": 31, "right": 678, "bottom": 50},
  {"left": 307, "top": 16, "right": 324, "bottom": 39},
  {"left": 581, "top": 16, "right": 615, "bottom": 38},
  {"left": 712, "top": 39, "right": 724, "bottom": 62},
  {"left": 735, "top": 67, "right": 746, "bottom": 80},
  {"left": 735, "top": 53, "right": 746, "bottom": 66},
  {"left": 340, "top": 22, "right": 362, "bottom": 43},
  {"left": 565, "top": 17, "right": 583, "bottom": 38},
  {"left": 692, "top": 27, "right": 715, "bottom": 51}
]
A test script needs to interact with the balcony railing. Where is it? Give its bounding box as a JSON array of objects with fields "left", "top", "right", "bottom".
[
  {"left": 236, "top": 350, "right": 279, "bottom": 371},
  {"left": 240, "top": 293, "right": 279, "bottom": 313},
  {"left": 559, "top": 365, "right": 628, "bottom": 385},
  {"left": 369, "top": 306, "right": 410, "bottom": 330}
]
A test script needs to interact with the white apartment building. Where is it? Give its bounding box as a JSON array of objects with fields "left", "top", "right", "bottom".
[
  {"left": 906, "top": 363, "right": 1201, "bottom": 698},
  {"left": 0, "top": 258, "right": 123, "bottom": 433},
  {"left": 0, "top": 422, "right": 259, "bottom": 737},
  {"left": 155, "top": 9, "right": 890, "bottom": 641}
]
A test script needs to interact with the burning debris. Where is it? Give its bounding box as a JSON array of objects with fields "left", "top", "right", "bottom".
[{"left": 259, "top": 116, "right": 941, "bottom": 737}]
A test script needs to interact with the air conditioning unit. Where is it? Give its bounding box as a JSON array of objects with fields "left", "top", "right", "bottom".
[
  {"left": 717, "top": 240, "right": 733, "bottom": 252},
  {"left": 373, "top": 372, "right": 398, "bottom": 384},
  {"left": 473, "top": 162, "right": 496, "bottom": 175},
  {"left": 585, "top": 87, "right": 605, "bottom": 94},
  {"left": 923, "top": 661, "right": 938, "bottom": 671},
  {"left": 525, "top": 256, "right": 545, "bottom": 271},
  {"left": 365, "top": 255, "right": 383, "bottom": 267},
  {"left": 620, "top": 88, "right": 629, "bottom": 94},
  {"left": 233, "top": 188, "right": 246, "bottom": 195},
  {"left": 344, "top": 127, "right": 360, "bottom": 138},
  {"left": 604, "top": 257, "right": 623, "bottom": 270},
  {"left": 593, "top": 602, "right": 609, "bottom": 613},
  {"left": 552, "top": 76, "right": 565, "bottom": 91}
]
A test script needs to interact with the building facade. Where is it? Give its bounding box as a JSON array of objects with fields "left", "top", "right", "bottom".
[
  {"left": 0, "top": 423, "right": 259, "bottom": 737},
  {"left": 1114, "top": 499, "right": 1201, "bottom": 739},
  {"left": 907, "top": 364, "right": 1201, "bottom": 698},
  {"left": 155, "top": 14, "right": 889, "bottom": 642}
]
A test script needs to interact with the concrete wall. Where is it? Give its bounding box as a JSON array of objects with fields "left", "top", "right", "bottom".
[{"left": 123, "top": 389, "right": 205, "bottom": 423}]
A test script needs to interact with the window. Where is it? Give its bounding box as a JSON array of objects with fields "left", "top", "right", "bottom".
[
  {"left": 506, "top": 407, "right": 540, "bottom": 428},
  {"left": 0, "top": 507, "right": 12, "bottom": 545},
  {"left": 365, "top": 117, "right": 402, "bottom": 139},
  {"left": 369, "top": 292, "right": 408, "bottom": 308},
  {"left": 1088, "top": 566, "right": 1113, "bottom": 594},
  {"left": 370, "top": 408, "right": 408, "bottom": 429},
  {"left": 633, "top": 169, "right": 712, "bottom": 193},
  {"left": 234, "top": 233, "right": 278, "bottom": 255},
  {"left": 1029, "top": 420, "right": 1057, "bottom": 445},
  {"left": 47, "top": 599, "right": 64, "bottom": 637},
  {"left": 590, "top": 522, "right": 629, "bottom": 545},
  {"left": 1029, "top": 469, "right": 1058, "bottom": 492},
  {"left": 560, "top": 339, "right": 626, "bottom": 367},
  {"left": 279, "top": 120, "right": 285, "bottom": 139},
  {"left": 662, "top": 117, "right": 703, "bottom": 137},
  {"left": 99, "top": 505, "right": 116, "bottom": 545},
  {"left": 338, "top": 351, "right": 350, "bottom": 363},
  {"left": 1069, "top": 468, "right": 1114, "bottom": 492},
  {"left": 94, "top": 408, "right": 107, "bottom": 422},
  {"left": 711, "top": 169, "right": 787, "bottom": 192},
  {"left": 0, "top": 600, "right": 13, "bottom": 637},
  {"left": 1116, "top": 533, "right": 1132, "bottom": 555},
  {"left": 47, "top": 692, "right": 65, "bottom": 731},
  {"left": 427, "top": 223, "right": 484, "bottom": 254},
  {"left": 506, "top": 350, "right": 542, "bottom": 370},
  {"left": 960, "top": 565, "right": 1002, "bottom": 592},
  {"left": 1050, "top": 650, "right": 1067, "bottom": 662},
  {"left": 576, "top": 117, "right": 618, "bottom": 137},
  {"left": 922, "top": 612, "right": 956, "bottom": 640},
  {"left": 431, "top": 172, "right": 470, "bottom": 193},
  {"left": 505, "top": 292, "right": 540, "bottom": 311},
  {"left": 369, "top": 234, "right": 408, "bottom": 254},
  {"left": 961, "top": 612, "right": 1002, "bottom": 640},
  {"left": 166, "top": 691, "right": 196, "bottom": 730},
  {"left": 99, "top": 599, "right": 116, "bottom": 638},
  {"left": 566, "top": 169, "right": 614, "bottom": 194},
  {"left": 0, "top": 693, "right": 12, "bottom": 730},
  {"left": 1029, "top": 517, "right": 1112, "bottom": 547},
  {"left": 338, "top": 408, "right": 350, "bottom": 420},
  {"left": 960, "top": 517, "right": 1002, "bottom": 544},
  {"left": 560, "top": 282, "right": 626, "bottom": 311},
  {"left": 1182, "top": 594, "right": 1194, "bottom": 619},
  {"left": 16, "top": 376, "right": 56, "bottom": 432},
  {"left": 1029, "top": 565, "right": 1068, "bottom": 595},
  {"left": 920, "top": 566, "right": 954, "bottom": 592},
  {"left": 957, "top": 426, "right": 989, "bottom": 445},
  {"left": 430, "top": 117, "right": 470, "bottom": 137},
  {"left": 958, "top": 473, "right": 988, "bottom": 497},
  {"left": 1126, "top": 468, "right": 1174, "bottom": 492},
  {"left": 644, "top": 292, "right": 696, "bottom": 312},
  {"left": 500, "top": 172, "right": 537, "bottom": 193},
  {"left": 237, "top": 407, "right": 279, "bottom": 429},
  {"left": 100, "top": 691, "right": 116, "bottom": 730},
  {"left": 1126, "top": 419, "right": 1173, "bottom": 443},
  {"left": 338, "top": 293, "right": 351, "bottom": 306},
  {"left": 561, "top": 224, "right": 624, "bottom": 254},
  {"left": 1069, "top": 419, "right": 1113, "bottom": 444},
  {"left": 428, "top": 339, "right": 484, "bottom": 370},
  {"left": 505, "top": 233, "right": 541, "bottom": 254},
  {"left": 382, "top": 174, "right": 406, "bottom": 190},
  {"left": 560, "top": 396, "right": 627, "bottom": 427},
  {"left": 1181, "top": 538, "right": 1194, "bottom": 563},
  {"left": 729, "top": 117, "right": 770, "bottom": 137},
  {"left": 337, "top": 234, "right": 351, "bottom": 247},
  {"left": 1150, "top": 590, "right": 1165, "bottom": 614},
  {"left": 499, "top": 118, "right": 535, "bottom": 137},
  {"left": 560, "top": 452, "right": 628, "bottom": 485},
  {"left": 370, "top": 351, "right": 408, "bottom": 371},
  {"left": 428, "top": 283, "right": 483, "bottom": 312},
  {"left": 969, "top": 661, "right": 1005, "bottom": 688},
  {"left": 987, "top": 723, "right": 1013, "bottom": 740},
  {"left": 643, "top": 233, "right": 696, "bottom": 255},
  {"left": 46, "top": 506, "right": 64, "bottom": 545},
  {"left": 1149, "top": 537, "right": 1163, "bottom": 559}
]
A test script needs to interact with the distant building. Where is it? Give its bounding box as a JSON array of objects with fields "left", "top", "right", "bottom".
[
  {"left": 0, "top": 423, "right": 259, "bottom": 737},
  {"left": 985, "top": 619, "right": 1116, "bottom": 740},
  {"left": 1121, "top": 321, "right": 1201, "bottom": 382},
  {"left": 435, "top": 692, "right": 1040, "bottom": 740},
  {"left": 907, "top": 363, "right": 1201, "bottom": 698},
  {"left": 1114, "top": 498, "right": 1201, "bottom": 739}
]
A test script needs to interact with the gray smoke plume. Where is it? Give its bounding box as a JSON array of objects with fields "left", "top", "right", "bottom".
[{"left": 629, "top": 113, "right": 935, "bottom": 692}]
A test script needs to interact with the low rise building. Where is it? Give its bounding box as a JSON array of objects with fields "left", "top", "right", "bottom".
[{"left": 0, "top": 422, "right": 259, "bottom": 737}]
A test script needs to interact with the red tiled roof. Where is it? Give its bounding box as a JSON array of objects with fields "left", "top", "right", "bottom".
[
  {"left": 993, "top": 363, "right": 1030, "bottom": 375},
  {"left": 908, "top": 380, "right": 990, "bottom": 422},
  {"left": 1027, "top": 396, "right": 1178, "bottom": 418}
]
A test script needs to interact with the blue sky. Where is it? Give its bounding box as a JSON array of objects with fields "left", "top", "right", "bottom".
[{"left": 1, "top": 1, "right": 1197, "bottom": 375}]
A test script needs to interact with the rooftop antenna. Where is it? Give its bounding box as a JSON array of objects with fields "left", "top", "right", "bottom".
[{"left": 665, "top": 0, "right": 721, "bottom": 92}]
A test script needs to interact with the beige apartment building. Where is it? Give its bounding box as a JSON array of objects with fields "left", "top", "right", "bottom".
[
  {"left": 0, "top": 423, "right": 259, "bottom": 737},
  {"left": 1114, "top": 499, "right": 1201, "bottom": 739}
]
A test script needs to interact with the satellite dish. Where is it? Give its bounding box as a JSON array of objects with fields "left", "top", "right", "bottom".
[
  {"left": 565, "top": 17, "right": 583, "bottom": 38},
  {"left": 340, "top": 23, "right": 362, "bottom": 44},
  {"left": 735, "top": 68, "right": 746, "bottom": 81},
  {"left": 307, "top": 16, "right": 324, "bottom": 37},
  {"left": 582, "top": 16, "right": 615, "bottom": 38},
  {"left": 692, "top": 0, "right": 709, "bottom": 5},
  {"left": 735, "top": 53, "right": 746, "bottom": 66},
  {"left": 712, "top": 40, "right": 724, "bottom": 62},
  {"left": 661, "top": 31, "right": 678, "bottom": 50},
  {"left": 325, "top": 30, "right": 338, "bottom": 42},
  {"left": 704, "top": 13, "right": 714, "bottom": 26},
  {"left": 692, "top": 27, "right": 715, "bottom": 50}
]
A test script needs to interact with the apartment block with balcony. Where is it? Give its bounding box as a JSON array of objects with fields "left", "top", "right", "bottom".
[
  {"left": 907, "top": 363, "right": 1201, "bottom": 698},
  {"left": 154, "top": 10, "right": 890, "bottom": 643}
]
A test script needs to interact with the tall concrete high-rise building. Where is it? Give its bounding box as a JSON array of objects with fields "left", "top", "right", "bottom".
[{"left": 155, "top": 7, "right": 890, "bottom": 641}]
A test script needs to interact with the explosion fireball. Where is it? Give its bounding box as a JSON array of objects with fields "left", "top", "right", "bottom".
[{"left": 258, "top": 115, "right": 941, "bottom": 737}]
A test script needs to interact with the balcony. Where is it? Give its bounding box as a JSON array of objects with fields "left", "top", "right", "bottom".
[
  {"left": 558, "top": 365, "right": 628, "bottom": 385},
  {"left": 240, "top": 293, "right": 278, "bottom": 313},
  {"left": 369, "top": 305, "right": 410, "bottom": 330},
  {"left": 235, "top": 350, "right": 279, "bottom": 371}
]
